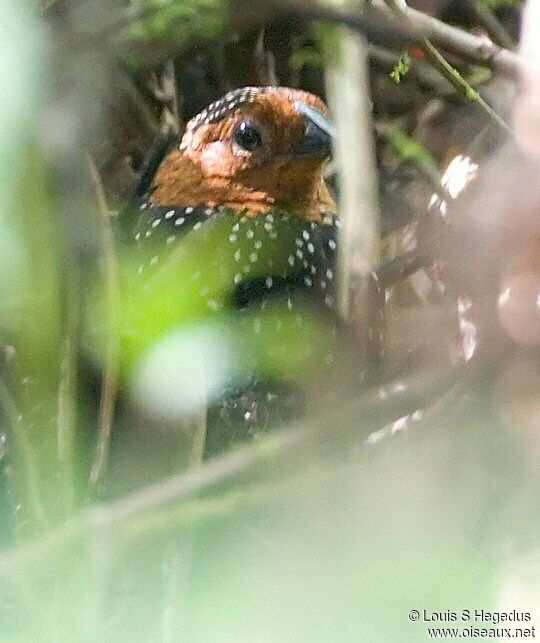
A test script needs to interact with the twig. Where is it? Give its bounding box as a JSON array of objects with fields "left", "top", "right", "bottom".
[
  {"left": 376, "top": 249, "right": 433, "bottom": 289},
  {"left": 422, "top": 39, "right": 511, "bottom": 134},
  {"left": 68, "top": 0, "right": 528, "bottom": 81},
  {"left": 0, "top": 352, "right": 471, "bottom": 573},
  {"left": 384, "top": 0, "right": 512, "bottom": 135},
  {"left": 0, "top": 425, "right": 310, "bottom": 572},
  {"left": 467, "top": 0, "right": 516, "bottom": 51},
  {"left": 368, "top": 44, "right": 454, "bottom": 95},
  {"left": 161, "top": 60, "right": 181, "bottom": 134},
  {"left": 86, "top": 158, "right": 121, "bottom": 499},
  {"left": 117, "top": 70, "right": 161, "bottom": 138},
  {"left": 233, "top": 0, "right": 526, "bottom": 77},
  {"left": 255, "top": 29, "right": 279, "bottom": 86}
]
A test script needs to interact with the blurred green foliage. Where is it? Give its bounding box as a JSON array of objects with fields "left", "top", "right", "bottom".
[
  {"left": 388, "top": 132, "right": 440, "bottom": 175},
  {"left": 123, "top": 0, "right": 229, "bottom": 53}
]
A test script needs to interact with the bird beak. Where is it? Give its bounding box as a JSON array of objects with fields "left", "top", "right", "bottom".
[{"left": 293, "top": 102, "right": 334, "bottom": 159}]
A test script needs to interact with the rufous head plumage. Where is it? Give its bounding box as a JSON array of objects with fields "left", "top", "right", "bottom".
[{"left": 149, "top": 86, "right": 335, "bottom": 219}]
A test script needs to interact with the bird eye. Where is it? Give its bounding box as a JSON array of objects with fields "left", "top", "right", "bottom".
[{"left": 233, "top": 120, "right": 263, "bottom": 151}]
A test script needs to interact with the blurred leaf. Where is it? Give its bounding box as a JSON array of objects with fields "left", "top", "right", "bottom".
[
  {"left": 388, "top": 132, "right": 440, "bottom": 175},
  {"left": 290, "top": 46, "right": 324, "bottom": 72}
]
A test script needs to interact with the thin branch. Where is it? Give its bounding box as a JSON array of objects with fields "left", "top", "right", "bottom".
[
  {"left": 375, "top": 250, "right": 433, "bottom": 289},
  {"left": 86, "top": 158, "right": 121, "bottom": 500},
  {"left": 233, "top": 0, "right": 526, "bottom": 77},
  {"left": 67, "top": 0, "right": 529, "bottom": 82},
  {"left": 255, "top": 29, "right": 279, "bottom": 86},
  {"left": 0, "top": 354, "right": 471, "bottom": 573},
  {"left": 384, "top": 0, "right": 512, "bottom": 135},
  {"left": 421, "top": 39, "right": 512, "bottom": 134},
  {"left": 466, "top": 0, "right": 516, "bottom": 51}
]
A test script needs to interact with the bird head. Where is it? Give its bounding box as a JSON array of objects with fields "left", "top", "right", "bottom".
[{"left": 149, "top": 86, "right": 335, "bottom": 219}]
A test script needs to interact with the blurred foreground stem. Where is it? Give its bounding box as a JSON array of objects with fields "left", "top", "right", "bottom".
[
  {"left": 87, "top": 158, "right": 121, "bottom": 500},
  {"left": 323, "top": 23, "right": 381, "bottom": 368}
]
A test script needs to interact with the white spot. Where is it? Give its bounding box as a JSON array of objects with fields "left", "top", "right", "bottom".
[
  {"left": 204, "top": 208, "right": 213, "bottom": 216},
  {"left": 254, "top": 240, "right": 262, "bottom": 249},
  {"left": 269, "top": 231, "right": 277, "bottom": 240},
  {"left": 296, "top": 250, "right": 304, "bottom": 259},
  {"left": 137, "top": 265, "right": 144, "bottom": 275},
  {"left": 152, "top": 218, "right": 161, "bottom": 228},
  {"left": 166, "top": 235, "right": 176, "bottom": 245},
  {"left": 328, "top": 239, "right": 337, "bottom": 250},
  {"left": 145, "top": 230, "right": 152, "bottom": 238},
  {"left": 175, "top": 217, "right": 185, "bottom": 226},
  {"left": 287, "top": 255, "right": 295, "bottom": 266},
  {"left": 302, "top": 230, "right": 310, "bottom": 241},
  {"left": 193, "top": 222, "right": 202, "bottom": 230},
  {"left": 229, "top": 234, "right": 237, "bottom": 243},
  {"left": 324, "top": 295, "right": 334, "bottom": 307},
  {"left": 185, "top": 207, "right": 194, "bottom": 214},
  {"left": 265, "top": 277, "right": 273, "bottom": 289},
  {"left": 134, "top": 232, "right": 141, "bottom": 241},
  {"left": 165, "top": 210, "right": 175, "bottom": 219},
  {"left": 264, "top": 222, "right": 273, "bottom": 231},
  {"left": 326, "top": 268, "right": 334, "bottom": 280},
  {"left": 150, "top": 256, "right": 159, "bottom": 266},
  {"left": 287, "top": 298, "right": 293, "bottom": 310},
  {"left": 139, "top": 202, "right": 148, "bottom": 211},
  {"left": 304, "top": 276, "right": 313, "bottom": 287},
  {"left": 207, "top": 299, "right": 220, "bottom": 311},
  {"left": 250, "top": 253, "right": 258, "bottom": 263},
  {"left": 246, "top": 229, "right": 254, "bottom": 239},
  {"left": 307, "top": 243, "right": 315, "bottom": 253},
  {"left": 234, "top": 273, "right": 242, "bottom": 284},
  {"left": 234, "top": 250, "right": 241, "bottom": 262}
]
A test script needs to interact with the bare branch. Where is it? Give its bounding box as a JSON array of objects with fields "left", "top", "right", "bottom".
[{"left": 235, "top": 0, "right": 526, "bottom": 78}]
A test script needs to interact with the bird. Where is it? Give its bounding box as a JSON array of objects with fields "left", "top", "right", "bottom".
[{"left": 122, "top": 86, "right": 342, "bottom": 456}]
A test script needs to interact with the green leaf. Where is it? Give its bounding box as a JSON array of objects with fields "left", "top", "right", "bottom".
[{"left": 390, "top": 52, "right": 411, "bottom": 84}]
